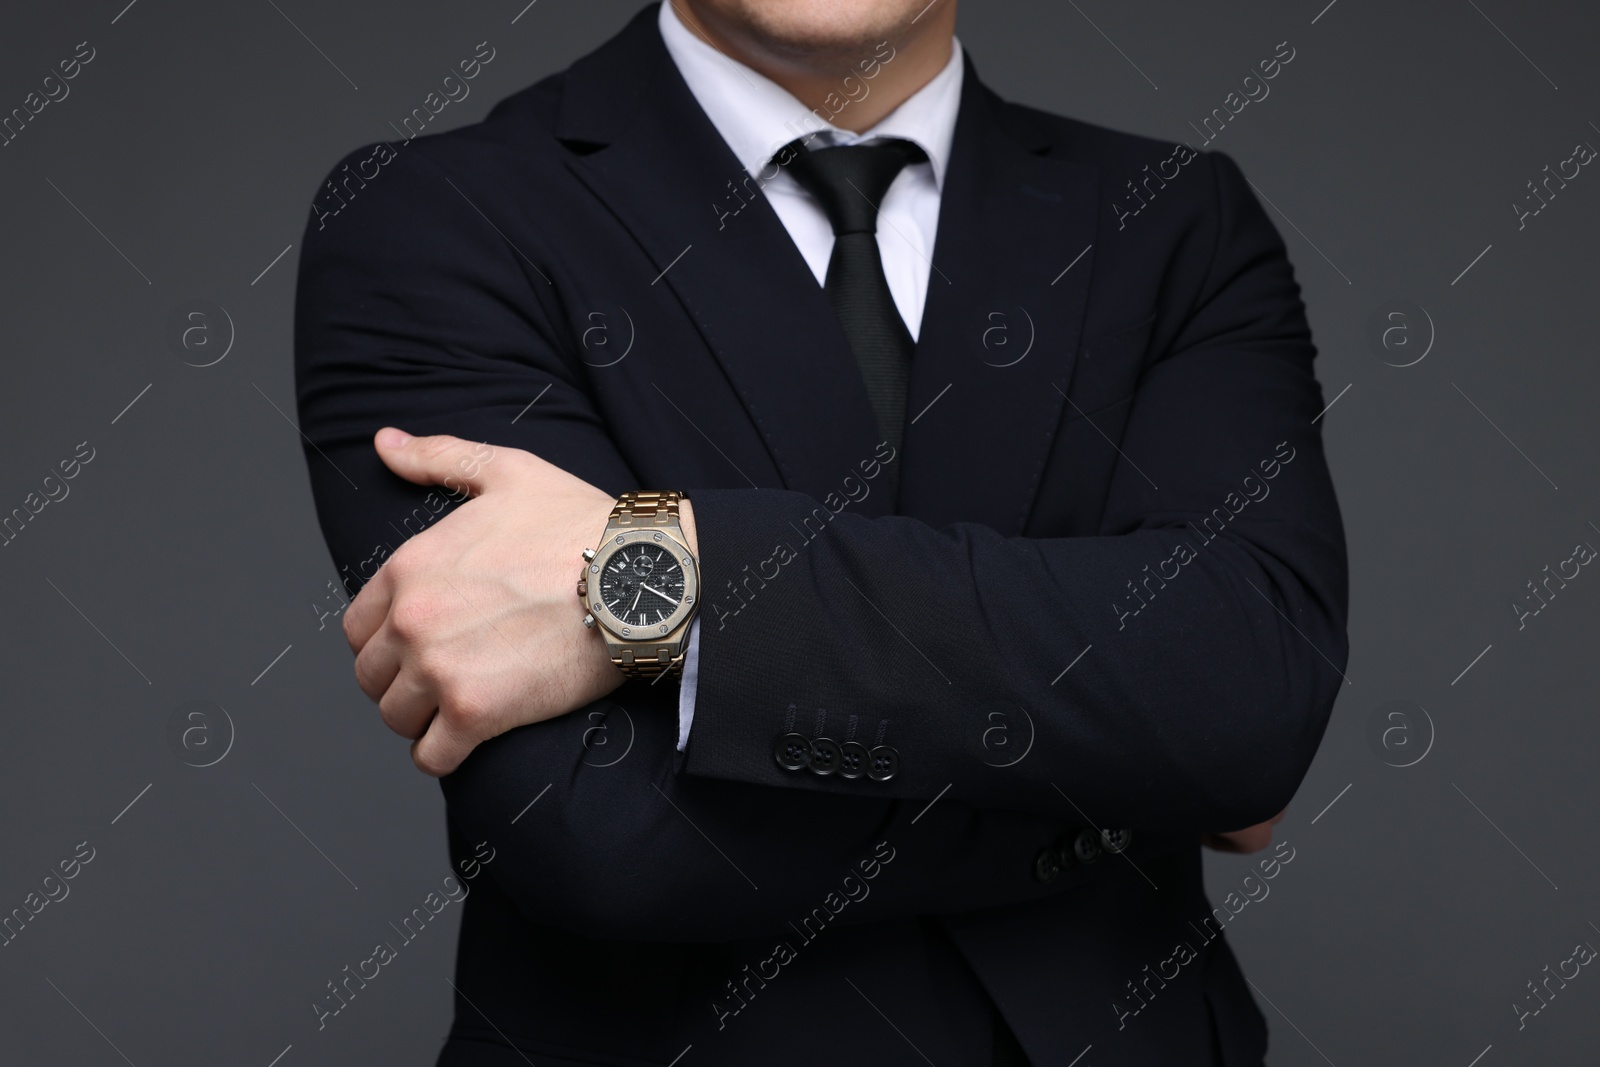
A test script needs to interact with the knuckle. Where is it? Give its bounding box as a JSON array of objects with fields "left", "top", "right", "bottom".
[
  {"left": 413, "top": 745, "right": 452, "bottom": 777},
  {"left": 378, "top": 700, "right": 425, "bottom": 740},
  {"left": 382, "top": 549, "right": 420, "bottom": 584},
  {"left": 420, "top": 436, "right": 461, "bottom": 464},
  {"left": 347, "top": 652, "right": 387, "bottom": 710},
  {"left": 389, "top": 592, "right": 444, "bottom": 640},
  {"left": 411, "top": 646, "right": 454, "bottom": 689},
  {"left": 439, "top": 686, "right": 490, "bottom": 728}
]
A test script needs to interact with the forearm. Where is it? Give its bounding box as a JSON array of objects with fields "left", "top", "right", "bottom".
[
  {"left": 441, "top": 693, "right": 1195, "bottom": 942},
  {"left": 682, "top": 425, "right": 1346, "bottom": 831}
]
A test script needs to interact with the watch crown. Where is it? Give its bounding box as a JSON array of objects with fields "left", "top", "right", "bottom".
[
  {"left": 577, "top": 580, "right": 587, "bottom": 597},
  {"left": 582, "top": 613, "right": 596, "bottom": 628},
  {"left": 582, "top": 548, "right": 596, "bottom": 562}
]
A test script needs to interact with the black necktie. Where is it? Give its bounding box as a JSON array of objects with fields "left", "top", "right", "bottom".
[{"left": 780, "top": 138, "right": 926, "bottom": 475}]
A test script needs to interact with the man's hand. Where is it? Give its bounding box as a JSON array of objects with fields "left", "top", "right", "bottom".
[
  {"left": 1202, "top": 808, "right": 1287, "bottom": 853},
  {"left": 341, "top": 429, "right": 628, "bottom": 776}
]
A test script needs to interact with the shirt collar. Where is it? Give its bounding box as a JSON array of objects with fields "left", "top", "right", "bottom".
[{"left": 658, "top": 1, "right": 964, "bottom": 188}]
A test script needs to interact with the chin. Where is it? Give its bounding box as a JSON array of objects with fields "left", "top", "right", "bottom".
[{"left": 698, "top": 0, "right": 944, "bottom": 60}]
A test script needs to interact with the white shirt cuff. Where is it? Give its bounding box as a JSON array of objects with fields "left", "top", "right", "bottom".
[{"left": 675, "top": 616, "right": 702, "bottom": 751}]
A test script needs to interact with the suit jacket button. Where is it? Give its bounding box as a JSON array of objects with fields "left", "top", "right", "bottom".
[
  {"left": 837, "top": 740, "right": 871, "bottom": 779},
  {"left": 1033, "top": 848, "right": 1061, "bottom": 884},
  {"left": 866, "top": 745, "right": 899, "bottom": 781},
  {"left": 1101, "top": 828, "right": 1133, "bottom": 854},
  {"left": 1072, "top": 828, "right": 1102, "bottom": 864},
  {"left": 774, "top": 732, "right": 812, "bottom": 771},
  {"left": 808, "top": 737, "right": 842, "bottom": 776}
]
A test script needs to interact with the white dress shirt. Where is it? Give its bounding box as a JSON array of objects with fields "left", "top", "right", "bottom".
[{"left": 658, "top": 1, "right": 965, "bottom": 750}]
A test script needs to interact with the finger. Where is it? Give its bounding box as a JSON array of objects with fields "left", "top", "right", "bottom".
[
  {"left": 1223, "top": 824, "right": 1275, "bottom": 853},
  {"left": 410, "top": 711, "right": 483, "bottom": 778},
  {"left": 376, "top": 665, "right": 439, "bottom": 741},
  {"left": 373, "top": 428, "right": 501, "bottom": 496},
  {"left": 342, "top": 562, "right": 394, "bottom": 653},
  {"left": 352, "top": 625, "right": 404, "bottom": 703}
]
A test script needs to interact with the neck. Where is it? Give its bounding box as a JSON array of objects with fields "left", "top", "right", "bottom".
[{"left": 672, "top": 2, "right": 957, "bottom": 133}]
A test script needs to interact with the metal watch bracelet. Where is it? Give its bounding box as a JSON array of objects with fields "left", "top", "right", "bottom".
[{"left": 579, "top": 490, "right": 697, "bottom": 680}]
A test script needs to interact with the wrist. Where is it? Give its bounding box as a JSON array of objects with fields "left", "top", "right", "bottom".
[{"left": 679, "top": 497, "right": 699, "bottom": 558}]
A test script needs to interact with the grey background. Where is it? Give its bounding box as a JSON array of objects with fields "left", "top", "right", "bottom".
[{"left": 1, "top": 0, "right": 1596, "bottom": 1063}]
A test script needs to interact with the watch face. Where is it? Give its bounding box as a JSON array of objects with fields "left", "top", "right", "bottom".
[{"left": 594, "top": 537, "right": 693, "bottom": 634}]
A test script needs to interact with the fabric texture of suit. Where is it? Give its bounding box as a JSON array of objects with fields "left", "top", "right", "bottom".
[{"left": 294, "top": 6, "right": 1349, "bottom": 1064}]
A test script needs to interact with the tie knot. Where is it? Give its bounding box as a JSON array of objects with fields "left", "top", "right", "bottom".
[{"left": 778, "top": 138, "right": 927, "bottom": 236}]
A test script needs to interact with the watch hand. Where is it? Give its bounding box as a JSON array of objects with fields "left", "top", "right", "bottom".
[
  {"left": 639, "top": 583, "right": 679, "bottom": 606},
  {"left": 629, "top": 588, "right": 642, "bottom": 613}
]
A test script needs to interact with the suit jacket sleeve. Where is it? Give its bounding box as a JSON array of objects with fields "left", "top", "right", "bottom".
[
  {"left": 294, "top": 144, "right": 1176, "bottom": 943},
  {"left": 682, "top": 150, "right": 1349, "bottom": 834}
]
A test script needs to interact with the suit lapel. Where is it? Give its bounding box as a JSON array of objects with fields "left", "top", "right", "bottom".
[
  {"left": 554, "top": 8, "right": 892, "bottom": 517},
  {"left": 899, "top": 67, "right": 1101, "bottom": 535},
  {"left": 553, "top": 11, "right": 1102, "bottom": 531}
]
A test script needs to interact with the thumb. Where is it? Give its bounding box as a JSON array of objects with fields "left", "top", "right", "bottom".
[{"left": 373, "top": 428, "right": 500, "bottom": 495}]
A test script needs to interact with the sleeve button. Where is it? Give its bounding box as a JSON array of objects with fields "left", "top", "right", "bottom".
[
  {"left": 866, "top": 745, "right": 899, "bottom": 782},
  {"left": 773, "top": 732, "right": 812, "bottom": 771},
  {"left": 838, "top": 740, "right": 870, "bottom": 779},
  {"left": 1072, "top": 828, "right": 1102, "bottom": 865},
  {"left": 807, "top": 737, "right": 842, "bottom": 776},
  {"left": 1101, "top": 828, "right": 1133, "bottom": 854}
]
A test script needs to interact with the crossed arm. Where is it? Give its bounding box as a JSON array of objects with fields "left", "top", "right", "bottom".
[
  {"left": 294, "top": 145, "right": 1344, "bottom": 939},
  {"left": 345, "top": 430, "right": 1313, "bottom": 806},
  {"left": 324, "top": 423, "right": 1303, "bottom": 939}
]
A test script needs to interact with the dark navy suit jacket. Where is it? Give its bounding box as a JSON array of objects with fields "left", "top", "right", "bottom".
[{"left": 294, "top": 6, "right": 1348, "bottom": 1064}]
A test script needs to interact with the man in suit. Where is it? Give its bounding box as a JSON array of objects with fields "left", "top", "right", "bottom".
[{"left": 294, "top": 1, "right": 1347, "bottom": 1063}]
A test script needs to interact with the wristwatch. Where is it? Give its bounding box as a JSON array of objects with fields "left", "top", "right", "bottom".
[{"left": 579, "top": 490, "right": 700, "bottom": 680}]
